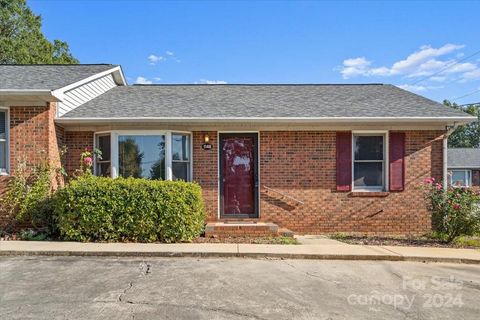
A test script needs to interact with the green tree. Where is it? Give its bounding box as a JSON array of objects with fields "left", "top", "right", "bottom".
[
  {"left": 444, "top": 100, "right": 480, "bottom": 148},
  {"left": 0, "top": 0, "right": 78, "bottom": 64},
  {"left": 150, "top": 141, "right": 166, "bottom": 180},
  {"left": 119, "top": 139, "right": 144, "bottom": 178}
]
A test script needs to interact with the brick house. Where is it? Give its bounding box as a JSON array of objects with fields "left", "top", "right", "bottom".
[{"left": 0, "top": 64, "right": 476, "bottom": 235}]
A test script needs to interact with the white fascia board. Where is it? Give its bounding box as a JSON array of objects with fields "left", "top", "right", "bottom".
[
  {"left": 0, "top": 89, "right": 52, "bottom": 95},
  {"left": 55, "top": 116, "right": 477, "bottom": 124},
  {"left": 51, "top": 66, "right": 126, "bottom": 98},
  {"left": 0, "top": 89, "right": 60, "bottom": 101}
]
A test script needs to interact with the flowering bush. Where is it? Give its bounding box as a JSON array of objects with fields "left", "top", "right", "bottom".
[
  {"left": 423, "top": 177, "right": 480, "bottom": 242},
  {"left": 77, "top": 148, "right": 102, "bottom": 176}
]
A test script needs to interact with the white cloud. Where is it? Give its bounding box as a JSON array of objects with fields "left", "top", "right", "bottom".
[
  {"left": 148, "top": 54, "right": 164, "bottom": 65},
  {"left": 461, "top": 69, "right": 480, "bottom": 81},
  {"left": 153, "top": 77, "right": 162, "bottom": 81},
  {"left": 135, "top": 76, "right": 153, "bottom": 84},
  {"left": 196, "top": 79, "right": 228, "bottom": 84},
  {"left": 338, "top": 44, "right": 480, "bottom": 82},
  {"left": 389, "top": 44, "right": 464, "bottom": 75},
  {"left": 166, "top": 51, "right": 174, "bottom": 56},
  {"left": 397, "top": 84, "right": 443, "bottom": 92},
  {"left": 340, "top": 57, "right": 371, "bottom": 78}
]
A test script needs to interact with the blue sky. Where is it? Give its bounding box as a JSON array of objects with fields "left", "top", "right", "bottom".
[{"left": 30, "top": 0, "right": 480, "bottom": 103}]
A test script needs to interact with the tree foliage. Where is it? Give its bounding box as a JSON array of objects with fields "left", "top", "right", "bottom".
[
  {"left": 0, "top": 0, "right": 78, "bottom": 64},
  {"left": 444, "top": 100, "right": 480, "bottom": 148}
]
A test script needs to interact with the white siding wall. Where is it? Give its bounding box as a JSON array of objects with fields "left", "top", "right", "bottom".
[{"left": 57, "top": 73, "right": 117, "bottom": 116}]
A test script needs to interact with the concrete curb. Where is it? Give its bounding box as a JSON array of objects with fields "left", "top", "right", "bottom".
[{"left": 1, "top": 250, "right": 479, "bottom": 264}]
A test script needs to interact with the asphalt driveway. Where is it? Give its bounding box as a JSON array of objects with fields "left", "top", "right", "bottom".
[{"left": 0, "top": 256, "right": 479, "bottom": 319}]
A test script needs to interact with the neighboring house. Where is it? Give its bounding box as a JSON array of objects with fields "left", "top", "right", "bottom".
[
  {"left": 0, "top": 64, "right": 476, "bottom": 235},
  {"left": 447, "top": 148, "right": 480, "bottom": 189}
]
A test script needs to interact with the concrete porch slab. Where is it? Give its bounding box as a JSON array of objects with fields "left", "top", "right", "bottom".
[{"left": 205, "top": 221, "right": 280, "bottom": 237}]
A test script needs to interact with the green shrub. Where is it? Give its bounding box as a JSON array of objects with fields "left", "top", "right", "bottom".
[
  {"left": 0, "top": 160, "right": 57, "bottom": 235},
  {"left": 55, "top": 176, "right": 206, "bottom": 242},
  {"left": 423, "top": 177, "right": 480, "bottom": 242}
]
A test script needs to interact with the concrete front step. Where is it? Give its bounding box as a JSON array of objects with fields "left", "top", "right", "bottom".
[{"left": 205, "top": 221, "right": 292, "bottom": 238}]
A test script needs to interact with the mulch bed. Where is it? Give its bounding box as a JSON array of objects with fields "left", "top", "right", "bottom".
[{"left": 331, "top": 235, "right": 478, "bottom": 249}]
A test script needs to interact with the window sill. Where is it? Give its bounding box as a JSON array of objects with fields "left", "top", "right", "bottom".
[{"left": 349, "top": 191, "right": 389, "bottom": 197}]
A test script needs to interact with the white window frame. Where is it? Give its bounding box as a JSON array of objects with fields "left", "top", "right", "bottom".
[
  {"left": 0, "top": 107, "right": 9, "bottom": 176},
  {"left": 352, "top": 131, "right": 389, "bottom": 192},
  {"left": 449, "top": 169, "right": 472, "bottom": 187},
  {"left": 94, "top": 132, "right": 112, "bottom": 177},
  {"left": 94, "top": 130, "right": 192, "bottom": 181},
  {"left": 171, "top": 132, "right": 192, "bottom": 181}
]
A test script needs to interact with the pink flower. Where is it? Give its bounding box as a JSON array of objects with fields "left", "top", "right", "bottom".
[
  {"left": 431, "top": 177, "right": 435, "bottom": 182},
  {"left": 424, "top": 178, "right": 433, "bottom": 184},
  {"left": 453, "top": 204, "right": 461, "bottom": 210},
  {"left": 83, "top": 156, "right": 93, "bottom": 167},
  {"left": 435, "top": 183, "right": 442, "bottom": 190}
]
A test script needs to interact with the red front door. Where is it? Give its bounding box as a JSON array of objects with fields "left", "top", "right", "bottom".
[{"left": 220, "top": 133, "right": 259, "bottom": 218}]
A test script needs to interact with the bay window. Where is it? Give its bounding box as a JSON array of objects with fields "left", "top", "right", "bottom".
[
  {"left": 119, "top": 135, "right": 165, "bottom": 179},
  {"left": 0, "top": 109, "right": 8, "bottom": 175},
  {"left": 95, "top": 131, "right": 191, "bottom": 181},
  {"left": 353, "top": 133, "right": 386, "bottom": 191}
]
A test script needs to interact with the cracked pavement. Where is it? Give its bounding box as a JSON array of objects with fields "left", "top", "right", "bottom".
[{"left": 0, "top": 257, "right": 479, "bottom": 319}]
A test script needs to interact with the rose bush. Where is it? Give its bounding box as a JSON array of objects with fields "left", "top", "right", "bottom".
[{"left": 423, "top": 177, "right": 480, "bottom": 242}]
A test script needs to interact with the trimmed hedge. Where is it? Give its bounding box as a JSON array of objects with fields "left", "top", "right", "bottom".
[{"left": 55, "top": 176, "right": 206, "bottom": 242}]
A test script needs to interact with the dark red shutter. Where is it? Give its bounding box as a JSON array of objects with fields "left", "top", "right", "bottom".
[
  {"left": 389, "top": 132, "right": 405, "bottom": 191},
  {"left": 336, "top": 132, "right": 352, "bottom": 191}
]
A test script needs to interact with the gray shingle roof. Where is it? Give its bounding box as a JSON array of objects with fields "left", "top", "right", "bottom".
[
  {"left": 61, "top": 84, "right": 472, "bottom": 119},
  {"left": 448, "top": 148, "right": 480, "bottom": 168},
  {"left": 0, "top": 64, "right": 118, "bottom": 90}
]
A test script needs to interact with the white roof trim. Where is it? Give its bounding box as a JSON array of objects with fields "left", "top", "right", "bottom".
[
  {"left": 0, "top": 89, "right": 61, "bottom": 101},
  {"left": 56, "top": 116, "right": 477, "bottom": 124},
  {"left": 0, "top": 89, "right": 52, "bottom": 95},
  {"left": 52, "top": 66, "right": 126, "bottom": 97}
]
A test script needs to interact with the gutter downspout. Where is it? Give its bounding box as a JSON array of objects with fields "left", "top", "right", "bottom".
[{"left": 443, "top": 123, "right": 458, "bottom": 190}]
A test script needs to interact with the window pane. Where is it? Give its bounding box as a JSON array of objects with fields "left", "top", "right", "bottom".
[
  {"left": 354, "top": 136, "right": 383, "bottom": 160},
  {"left": 354, "top": 162, "right": 383, "bottom": 187},
  {"left": 172, "top": 134, "right": 190, "bottom": 161},
  {"left": 119, "top": 135, "right": 165, "bottom": 179},
  {"left": 0, "top": 141, "right": 5, "bottom": 171},
  {"left": 172, "top": 162, "right": 189, "bottom": 181},
  {"left": 96, "top": 162, "right": 111, "bottom": 177},
  {"left": 0, "top": 111, "right": 5, "bottom": 139},
  {"left": 97, "top": 135, "right": 111, "bottom": 161},
  {"left": 451, "top": 171, "right": 467, "bottom": 187}
]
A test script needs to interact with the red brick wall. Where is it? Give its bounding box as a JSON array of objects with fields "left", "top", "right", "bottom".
[
  {"left": 9, "top": 105, "right": 50, "bottom": 171},
  {"left": 3, "top": 126, "right": 445, "bottom": 235},
  {"left": 64, "top": 131, "right": 94, "bottom": 176},
  {"left": 193, "top": 130, "right": 445, "bottom": 235},
  {"left": 1, "top": 103, "right": 64, "bottom": 227},
  {"left": 192, "top": 131, "right": 218, "bottom": 221}
]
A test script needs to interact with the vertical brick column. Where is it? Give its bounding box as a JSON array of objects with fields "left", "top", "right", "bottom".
[{"left": 192, "top": 131, "right": 218, "bottom": 221}]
